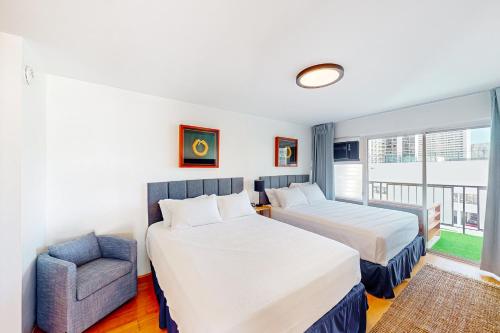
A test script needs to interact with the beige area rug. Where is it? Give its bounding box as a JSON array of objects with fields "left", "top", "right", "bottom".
[{"left": 371, "top": 264, "right": 500, "bottom": 333}]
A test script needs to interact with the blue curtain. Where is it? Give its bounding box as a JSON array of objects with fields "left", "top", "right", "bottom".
[
  {"left": 481, "top": 88, "right": 500, "bottom": 277},
  {"left": 312, "top": 123, "right": 334, "bottom": 200}
]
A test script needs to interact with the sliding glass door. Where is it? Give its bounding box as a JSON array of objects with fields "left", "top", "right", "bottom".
[
  {"left": 365, "top": 127, "right": 490, "bottom": 264},
  {"left": 425, "top": 127, "right": 490, "bottom": 263}
]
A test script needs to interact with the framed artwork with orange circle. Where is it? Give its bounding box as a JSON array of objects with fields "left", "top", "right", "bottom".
[
  {"left": 275, "top": 137, "right": 298, "bottom": 167},
  {"left": 179, "top": 124, "right": 220, "bottom": 168}
]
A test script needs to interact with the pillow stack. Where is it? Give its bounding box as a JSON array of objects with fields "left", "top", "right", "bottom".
[
  {"left": 298, "top": 183, "right": 327, "bottom": 204},
  {"left": 159, "top": 195, "right": 222, "bottom": 230},
  {"left": 158, "top": 191, "right": 256, "bottom": 230},
  {"left": 274, "top": 187, "right": 308, "bottom": 208},
  {"left": 216, "top": 191, "right": 256, "bottom": 220},
  {"left": 264, "top": 182, "right": 327, "bottom": 208},
  {"left": 264, "top": 188, "right": 280, "bottom": 207}
]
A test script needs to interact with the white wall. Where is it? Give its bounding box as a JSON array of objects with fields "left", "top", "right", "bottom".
[
  {"left": 335, "top": 92, "right": 491, "bottom": 139},
  {"left": 21, "top": 40, "right": 46, "bottom": 333},
  {"left": 0, "top": 32, "right": 24, "bottom": 333},
  {"left": 0, "top": 33, "right": 47, "bottom": 333},
  {"left": 46, "top": 75, "right": 311, "bottom": 275}
]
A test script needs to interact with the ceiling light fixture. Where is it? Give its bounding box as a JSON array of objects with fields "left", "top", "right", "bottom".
[{"left": 296, "top": 63, "right": 344, "bottom": 89}]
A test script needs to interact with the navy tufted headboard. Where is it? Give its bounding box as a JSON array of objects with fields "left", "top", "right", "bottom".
[
  {"left": 258, "top": 174, "right": 310, "bottom": 205},
  {"left": 147, "top": 177, "right": 244, "bottom": 226}
]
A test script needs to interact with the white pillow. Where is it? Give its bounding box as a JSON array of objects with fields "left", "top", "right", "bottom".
[
  {"left": 274, "top": 187, "right": 309, "bottom": 209},
  {"left": 159, "top": 195, "right": 208, "bottom": 228},
  {"left": 299, "top": 183, "right": 327, "bottom": 204},
  {"left": 162, "top": 195, "right": 222, "bottom": 230},
  {"left": 159, "top": 194, "right": 208, "bottom": 227},
  {"left": 264, "top": 188, "right": 281, "bottom": 207},
  {"left": 216, "top": 191, "right": 256, "bottom": 220},
  {"left": 289, "top": 182, "right": 310, "bottom": 188}
]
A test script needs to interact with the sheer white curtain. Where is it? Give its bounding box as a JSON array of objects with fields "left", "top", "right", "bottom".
[{"left": 481, "top": 88, "right": 500, "bottom": 276}]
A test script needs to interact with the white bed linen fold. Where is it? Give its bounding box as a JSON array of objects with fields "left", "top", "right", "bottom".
[
  {"left": 272, "top": 201, "right": 419, "bottom": 266},
  {"left": 146, "top": 214, "right": 360, "bottom": 333}
]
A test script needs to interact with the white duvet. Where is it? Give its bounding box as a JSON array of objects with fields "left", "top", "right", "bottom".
[
  {"left": 146, "top": 214, "right": 361, "bottom": 333},
  {"left": 272, "top": 200, "right": 419, "bottom": 266}
]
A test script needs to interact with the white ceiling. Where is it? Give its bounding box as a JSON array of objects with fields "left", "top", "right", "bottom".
[{"left": 1, "top": 0, "right": 500, "bottom": 124}]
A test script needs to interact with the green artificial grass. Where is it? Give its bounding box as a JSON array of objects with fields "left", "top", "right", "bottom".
[{"left": 431, "top": 230, "right": 483, "bottom": 262}]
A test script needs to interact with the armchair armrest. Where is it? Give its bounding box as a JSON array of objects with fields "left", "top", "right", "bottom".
[
  {"left": 97, "top": 235, "right": 137, "bottom": 263},
  {"left": 37, "top": 253, "right": 77, "bottom": 332}
]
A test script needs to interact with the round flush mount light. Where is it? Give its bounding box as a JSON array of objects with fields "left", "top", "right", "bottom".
[{"left": 296, "top": 63, "right": 344, "bottom": 89}]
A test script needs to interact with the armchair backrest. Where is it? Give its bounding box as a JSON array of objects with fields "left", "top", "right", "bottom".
[{"left": 48, "top": 232, "right": 102, "bottom": 266}]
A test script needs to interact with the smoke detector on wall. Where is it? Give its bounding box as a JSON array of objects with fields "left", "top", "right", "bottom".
[{"left": 25, "top": 65, "right": 35, "bottom": 86}]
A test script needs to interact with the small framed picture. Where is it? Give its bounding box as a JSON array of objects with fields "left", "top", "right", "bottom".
[
  {"left": 179, "top": 124, "right": 220, "bottom": 168},
  {"left": 275, "top": 136, "right": 298, "bottom": 167}
]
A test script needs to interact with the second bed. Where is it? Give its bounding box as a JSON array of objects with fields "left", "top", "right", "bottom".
[{"left": 260, "top": 174, "right": 426, "bottom": 298}]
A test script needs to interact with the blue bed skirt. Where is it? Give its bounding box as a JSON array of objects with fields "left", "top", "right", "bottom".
[
  {"left": 305, "top": 283, "right": 368, "bottom": 333},
  {"left": 151, "top": 264, "right": 178, "bottom": 333},
  {"left": 360, "top": 235, "right": 426, "bottom": 299},
  {"left": 151, "top": 264, "right": 368, "bottom": 333}
]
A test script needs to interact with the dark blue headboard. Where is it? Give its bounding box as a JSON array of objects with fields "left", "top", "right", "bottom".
[
  {"left": 258, "top": 174, "right": 310, "bottom": 205},
  {"left": 147, "top": 177, "right": 244, "bottom": 225}
]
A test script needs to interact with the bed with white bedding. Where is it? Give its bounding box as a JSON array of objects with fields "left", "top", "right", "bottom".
[
  {"left": 271, "top": 200, "right": 418, "bottom": 266},
  {"left": 259, "top": 174, "right": 426, "bottom": 299},
  {"left": 147, "top": 215, "right": 362, "bottom": 332},
  {"left": 146, "top": 177, "right": 368, "bottom": 333}
]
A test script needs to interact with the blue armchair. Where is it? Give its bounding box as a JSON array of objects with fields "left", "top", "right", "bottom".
[{"left": 37, "top": 232, "right": 137, "bottom": 333}]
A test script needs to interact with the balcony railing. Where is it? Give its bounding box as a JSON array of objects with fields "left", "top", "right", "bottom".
[{"left": 368, "top": 181, "right": 487, "bottom": 233}]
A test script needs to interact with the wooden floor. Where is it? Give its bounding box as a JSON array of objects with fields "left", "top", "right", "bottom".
[
  {"left": 35, "top": 253, "right": 498, "bottom": 333},
  {"left": 34, "top": 274, "right": 162, "bottom": 333}
]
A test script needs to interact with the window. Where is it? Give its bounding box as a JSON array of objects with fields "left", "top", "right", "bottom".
[
  {"left": 368, "top": 134, "right": 423, "bottom": 206},
  {"left": 334, "top": 163, "right": 362, "bottom": 201}
]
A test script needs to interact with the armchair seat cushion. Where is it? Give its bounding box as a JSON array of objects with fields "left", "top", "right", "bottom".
[{"left": 77, "top": 258, "right": 132, "bottom": 300}]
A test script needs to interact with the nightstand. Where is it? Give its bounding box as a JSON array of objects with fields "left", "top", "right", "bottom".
[{"left": 254, "top": 204, "right": 272, "bottom": 218}]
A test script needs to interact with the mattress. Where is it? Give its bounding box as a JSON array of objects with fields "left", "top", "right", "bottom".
[
  {"left": 272, "top": 200, "right": 419, "bottom": 266},
  {"left": 146, "top": 214, "right": 361, "bottom": 333}
]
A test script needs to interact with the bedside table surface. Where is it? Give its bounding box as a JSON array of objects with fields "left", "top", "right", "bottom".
[
  {"left": 254, "top": 205, "right": 272, "bottom": 218},
  {"left": 254, "top": 205, "right": 272, "bottom": 212}
]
